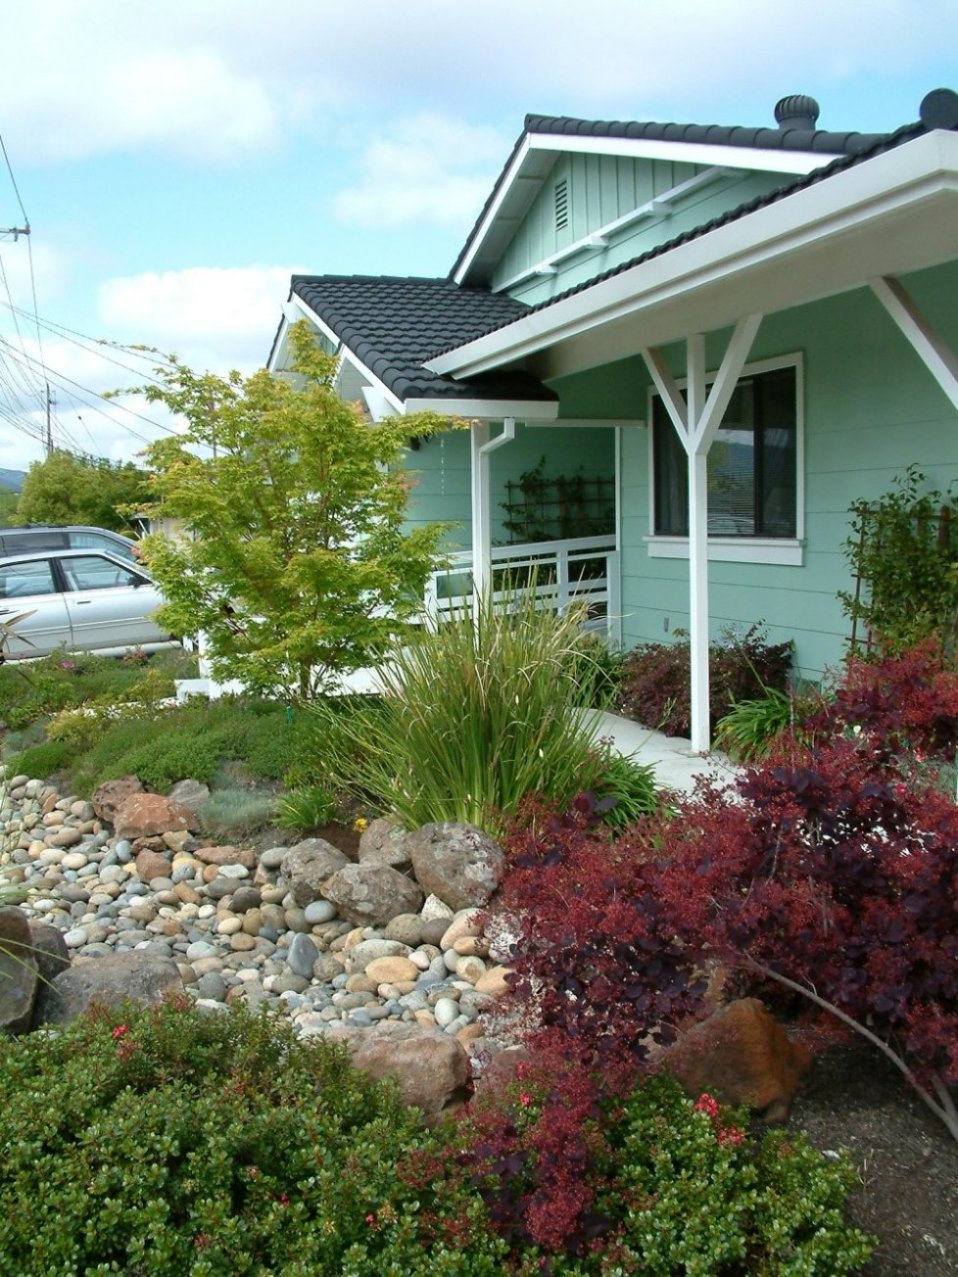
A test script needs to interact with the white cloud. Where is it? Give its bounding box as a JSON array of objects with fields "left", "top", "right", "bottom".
[
  {"left": 1, "top": 0, "right": 952, "bottom": 170},
  {"left": 332, "top": 115, "right": 508, "bottom": 230},
  {"left": 97, "top": 265, "right": 295, "bottom": 371}
]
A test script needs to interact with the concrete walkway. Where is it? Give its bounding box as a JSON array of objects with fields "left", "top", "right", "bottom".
[{"left": 591, "top": 710, "right": 741, "bottom": 795}]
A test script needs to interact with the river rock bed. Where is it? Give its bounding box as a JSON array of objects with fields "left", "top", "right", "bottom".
[{"left": 0, "top": 774, "right": 514, "bottom": 1055}]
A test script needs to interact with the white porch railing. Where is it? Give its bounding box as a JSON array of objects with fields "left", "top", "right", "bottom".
[{"left": 423, "top": 534, "right": 619, "bottom": 641}]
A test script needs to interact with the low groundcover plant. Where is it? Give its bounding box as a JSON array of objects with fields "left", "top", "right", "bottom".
[{"left": 0, "top": 995, "right": 872, "bottom": 1276}]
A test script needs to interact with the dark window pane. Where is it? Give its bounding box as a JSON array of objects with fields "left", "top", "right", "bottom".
[{"left": 653, "top": 365, "right": 796, "bottom": 539}]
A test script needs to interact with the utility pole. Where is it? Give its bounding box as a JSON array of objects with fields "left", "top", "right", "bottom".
[
  {"left": 0, "top": 223, "right": 29, "bottom": 240},
  {"left": 45, "top": 382, "right": 54, "bottom": 455}
]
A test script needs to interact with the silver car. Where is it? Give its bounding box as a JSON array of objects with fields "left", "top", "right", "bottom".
[{"left": 0, "top": 549, "right": 175, "bottom": 660}]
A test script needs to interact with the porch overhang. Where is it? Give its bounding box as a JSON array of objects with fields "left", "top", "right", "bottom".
[{"left": 429, "top": 130, "right": 958, "bottom": 384}]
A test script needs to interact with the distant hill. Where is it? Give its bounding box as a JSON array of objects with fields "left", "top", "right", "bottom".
[{"left": 0, "top": 468, "right": 25, "bottom": 493}]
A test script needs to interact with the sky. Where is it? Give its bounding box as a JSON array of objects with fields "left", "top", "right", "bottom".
[{"left": 0, "top": 0, "right": 954, "bottom": 473}]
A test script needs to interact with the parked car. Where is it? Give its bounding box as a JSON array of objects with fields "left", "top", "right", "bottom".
[
  {"left": 0, "top": 549, "right": 175, "bottom": 660},
  {"left": 0, "top": 525, "right": 140, "bottom": 563}
]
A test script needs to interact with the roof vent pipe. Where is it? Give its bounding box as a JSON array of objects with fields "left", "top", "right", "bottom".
[{"left": 773, "top": 94, "right": 821, "bottom": 131}]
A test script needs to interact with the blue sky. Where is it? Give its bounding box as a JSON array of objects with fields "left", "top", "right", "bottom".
[{"left": 0, "top": 0, "right": 954, "bottom": 470}]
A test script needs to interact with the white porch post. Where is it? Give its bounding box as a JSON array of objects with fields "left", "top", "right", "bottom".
[
  {"left": 641, "top": 313, "right": 763, "bottom": 754},
  {"left": 685, "top": 337, "right": 710, "bottom": 755},
  {"left": 470, "top": 419, "right": 516, "bottom": 623}
]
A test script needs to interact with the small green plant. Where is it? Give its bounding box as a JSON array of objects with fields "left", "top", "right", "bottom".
[
  {"left": 841, "top": 466, "right": 958, "bottom": 655},
  {"left": 714, "top": 687, "right": 801, "bottom": 760},
  {"left": 589, "top": 739, "right": 658, "bottom": 826},
  {"left": 306, "top": 591, "right": 635, "bottom": 832},
  {"left": 276, "top": 783, "right": 339, "bottom": 831}
]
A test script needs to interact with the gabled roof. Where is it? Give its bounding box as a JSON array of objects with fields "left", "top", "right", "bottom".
[
  {"left": 435, "top": 119, "right": 928, "bottom": 359},
  {"left": 450, "top": 95, "right": 890, "bottom": 286},
  {"left": 286, "top": 275, "right": 556, "bottom": 409}
]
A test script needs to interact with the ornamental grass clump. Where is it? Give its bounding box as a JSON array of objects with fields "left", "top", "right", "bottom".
[{"left": 308, "top": 591, "right": 640, "bottom": 832}]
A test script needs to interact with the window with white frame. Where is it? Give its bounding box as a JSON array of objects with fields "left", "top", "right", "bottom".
[{"left": 651, "top": 360, "right": 799, "bottom": 541}]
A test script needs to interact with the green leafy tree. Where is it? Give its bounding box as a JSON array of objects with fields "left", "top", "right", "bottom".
[
  {"left": 0, "top": 487, "right": 18, "bottom": 525},
  {"left": 137, "top": 321, "right": 458, "bottom": 701},
  {"left": 15, "top": 450, "right": 151, "bottom": 531}
]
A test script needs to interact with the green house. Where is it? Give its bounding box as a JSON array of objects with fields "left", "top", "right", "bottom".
[{"left": 270, "top": 89, "right": 958, "bottom": 751}]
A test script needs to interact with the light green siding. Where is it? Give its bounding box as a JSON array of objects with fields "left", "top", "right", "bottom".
[
  {"left": 547, "top": 260, "right": 958, "bottom": 681},
  {"left": 493, "top": 153, "right": 787, "bottom": 306},
  {"left": 403, "top": 423, "right": 615, "bottom": 548}
]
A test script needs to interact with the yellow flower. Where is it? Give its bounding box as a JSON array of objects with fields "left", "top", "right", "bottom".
[{"left": 353, "top": 817, "right": 369, "bottom": 833}]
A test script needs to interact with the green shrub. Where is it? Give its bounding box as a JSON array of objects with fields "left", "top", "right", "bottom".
[
  {"left": 0, "top": 997, "right": 509, "bottom": 1277},
  {"left": 305, "top": 593, "right": 636, "bottom": 832},
  {"left": 619, "top": 623, "right": 793, "bottom": 738},
  {"left": 462, "top": 1064, "right": 872, "bottom": 1275},
  {"left": 1, "top": 738, "right": 74, "bottom": 780},
  {"left": 98, "top": 727, "right": 229, "bottom": 791}
]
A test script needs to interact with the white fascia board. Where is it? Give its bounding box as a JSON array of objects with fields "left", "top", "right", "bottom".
[
  {"left": 287, "top": 294, "right": 405, "bottom": 417},
  {"left": 429, "top": 132, "right": 958, "bottom": 380},
  {"left": 530, "top": 133, "right": 833, "bottom": 175},
  {"left": 453, "top": 135, "right": 535, "bottom": 285},
  {"left": 403, "top": 397, "right": 559, "bottom": 420},
  {"left": 451, "top": 131, "right": 828, "bottom": 288}
]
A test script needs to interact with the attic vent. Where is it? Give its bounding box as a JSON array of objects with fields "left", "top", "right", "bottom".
[{"left": 554, "top": 178, "right": 569, "bottom": 232}]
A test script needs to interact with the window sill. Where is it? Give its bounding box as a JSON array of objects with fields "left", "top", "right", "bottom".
[{"left": 645, "top": 536, "right": 804, "bottom": 566}]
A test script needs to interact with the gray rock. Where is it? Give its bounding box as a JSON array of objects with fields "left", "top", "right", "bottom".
[
  {"left": 0, "top": 907, "right": 38, "bottom": 1034},
  {"left": 406, "top": 822, "right": 503, "bottom": 911},
  {"left": 321, "top": 864, "right": 424, "bottom": 928},
  {"left": 358, "top": 816, "right": 411, "bottom": 870},
  {"left": 35, "top": 951, "right": 183, "bottom": 1027},
  {"left": 281, "top": 839, "right": 349, "bottom": 907},
  {"left": 195, "top": 971, "right": 228, "bottom": 1002},
  {"left": 384, "top": 913, "right": 424, "bottom": 946},
  {"left": 167, "top": 778, "right": 211, "bottom": 814},
  {"left": 303, "top": 899, "right": 337, "bottom": 925},
  {"left": 286, "top": 932, "right": 319, "bottom": 979}
]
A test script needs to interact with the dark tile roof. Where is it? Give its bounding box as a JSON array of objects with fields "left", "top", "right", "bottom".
[
  {"left": 290, "top": 275, "right": 556, "bottom": 404},
  {"left": 449, "top": 105, "right": 892, "bottom": 282},
  {"left": 436, "top": 120, "right": 932, "bottom": 357},
  {"left": 522, "top": 111, "right": 886, "bottom": 156}
]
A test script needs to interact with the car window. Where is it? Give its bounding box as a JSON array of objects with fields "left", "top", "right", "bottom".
[
  {"left": 0, "top": 559, "right": 58, "bottom": 598},
  {"left": 68, "top": 531, "right": 137, "bottom": 560},
  {"left": 59, "top": 556, "right": 143, "bottom": 592},
  {"left": 0, "top": 531, "right": 70, "bottom": 555}
]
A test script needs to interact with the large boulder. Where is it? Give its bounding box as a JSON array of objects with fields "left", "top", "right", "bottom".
[
  {"left": 91, "top": 776, "right": 145, "bottom": 824},
  {"left": 113, "top": 793, "right": 196, "bottom": 840},
  {"left": 663, "top": 997, "right": 812, "bottom": 1123},
  {"left": 0, "top": 907, "right": 38, "bottom": 1035},
  {"left": 335, "top": 1022, "right": 470, "bottom": 1121},
  {"left": 281, "top": 839, "right": 349, "bottom": 907},
  {"left": 358, "top": 817, "right": 411, "bottom": 870},
  {"left": 167, "top": 778, "right": 211, "bottom": 816},
  {"left": 321, "top": 864, "right": 423, "bottom": 927},
  {"left": 34, "top": 951, "right": 184, "bottom": 1028},
  {"left": 405, "top": 822, "right": 504, "bottom": 911},
  {"left": 25, "top": 921, "right": 70, "bottom": 987}
]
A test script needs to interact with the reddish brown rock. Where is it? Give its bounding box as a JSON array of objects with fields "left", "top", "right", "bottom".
[
  {"left": 194, "top": 845, "right": 256, "bottom": 870},
  {"left": 334, "top": 1022, "right": 470, "bottom": 1121},
  {"left": 663, "top": 997, "right": 811, "bottom": 1123},
  {"left": 113, "top": 793, "right": 196, "bottom": 840},
  {"left": 91, "top": 776, "right": 145, "bottom": 824},
  {"left": 134, "top": 849, "right": 172, "bottom": 883}
]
